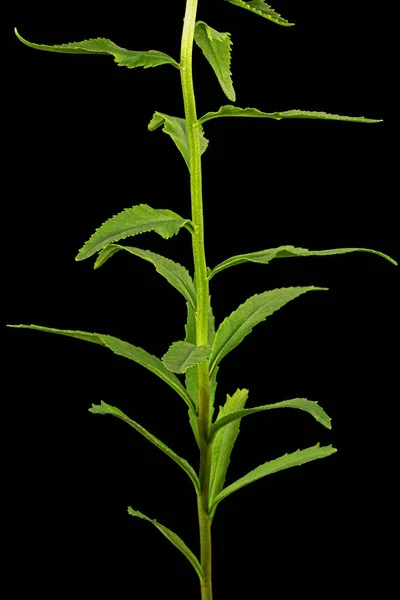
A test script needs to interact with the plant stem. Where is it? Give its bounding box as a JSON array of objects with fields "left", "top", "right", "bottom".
[{"left": 180, "top": 1, "right": 213, "bottom": 598}]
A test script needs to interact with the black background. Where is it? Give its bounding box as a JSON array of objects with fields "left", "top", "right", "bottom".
[{"left": 5, "top": 2, "right": 399, "bottom": 598}]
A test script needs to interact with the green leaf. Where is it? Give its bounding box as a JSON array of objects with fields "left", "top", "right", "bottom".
[
  {"left": 148, "top": 112, "right": 209, "bottom": 168},
  {"left": 210, "top": 443, "right": 337, "bottom": 516},
  {"left": 90, "top": 401, "right": 200, "bottom": 492},
  {"left": 162, "top": 341, "right": 211, "bottom": 374},
  {"left": 15, "top": 28, "right": 180, "bottom": 69},
  {"left": 194, "top": 21, "right": 235, "bottom": 102},
  {"left": 127, "top": 507, "right": 204, "bottom": 582},
  {"left": 76, "top": 204, "right": 193, "bottom": 262},
  {"left": 209, "top": 389, "right": 249, "bottom": 514},
  {"left": 209, "top": 245, "right": 398, "bottom": 279},
  {"left": 9, "top": 324, "right": 195, "bottom": 412},
  {"left": 225, "top": 0, "right": 294, "bottom": 26},
  {"left": 95, "top": 244, "right": 197, "bottom": 312},
  {"left": 210, "top": 398, "right": 331, "bottom": 440},
  {"left": 209, "top": 287, "right": 327, "bottom": 375},
  {"left": 198, "top": 105, "right": 382, "bottom": 125}
]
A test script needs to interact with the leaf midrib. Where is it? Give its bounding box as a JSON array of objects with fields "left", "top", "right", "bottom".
[
  {"left": 79, "top": 217, "right": 188, "bottom": 258},
  {"left": 209, "top": 291, "right": 285, "bottom": 373}
]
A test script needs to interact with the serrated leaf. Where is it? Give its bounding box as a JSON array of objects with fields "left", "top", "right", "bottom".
[
  {"left": 162, "top": 341, "right": 211, "bottom": 374},
  {"left": 76, "top": 204, "right": 192, "bottom": 261},
  {"left": 198, "top": 105, "right": 382, "bottom": 125},
  {"left": 209, "top": 245, "right": 397, "bottom": 279},
  {"left": 148, "top": 112, "right": 209, "bottom": 168},
  {"left": 9, "top": 324, "right": 194, "bottom": 412},
  {"left": 225, "top": 0, "right": 294, "bottom": 26},
  {"left": 209, "top": 389, "right": 249, "bottom": 514},
  {"left": 210, "top": 443, "right": 337, "bottom": 516},
  {"left": 194, "top": 21, "right": 235, "bottom": 102},
  {"left": 209, "top": 287, "right": 326, "bottom": 375},
  {"left": 127, "top": 507, "right": 204, "bottom": 582},
  {"left": 210, "top": 398, "right": 331, "bottom": 440},
  {"left": 95, "top": 244, "right": 197, "bottom": 311},
  {"left": 90, "top": 401, "right": 199, "bottom": 492},
  {"left": 15, "top": 28, "right": 180, "bottom": 69}
]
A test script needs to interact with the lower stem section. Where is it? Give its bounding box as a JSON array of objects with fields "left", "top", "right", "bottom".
[{"left": 197, "top": 487, "right": 213, "bottom": 600}]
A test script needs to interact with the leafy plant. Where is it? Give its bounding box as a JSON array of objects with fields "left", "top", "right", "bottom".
[{"left": 11, "top": 2, "right": 396, "bottom": 599}]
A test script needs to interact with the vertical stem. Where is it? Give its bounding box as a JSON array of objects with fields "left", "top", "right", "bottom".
[{"left": 180, "top": 1, "right": 213, "bottom": 599}]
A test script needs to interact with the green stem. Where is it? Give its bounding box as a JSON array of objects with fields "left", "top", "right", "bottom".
[{"left": 180, "top": 1, "right": 213, "bottom": 599}]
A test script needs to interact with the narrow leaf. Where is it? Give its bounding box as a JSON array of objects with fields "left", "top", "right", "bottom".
[
  {"left": 15, "top": 28, "right": 180, "bottom": 69},
  {"left": 76, "top": 204, "right": 193, "bottom": 262},
  {"left": 210, "top": 443, "right": 337, "bottom": 516},
  {"left": 194, "top": 21, "right": 235, "bottom": 101},
  {"left": 209, "top": 245, "right": 397, "bottom": 279},
  {"left": 209, "top": 287, "right": 327, "bottom": 375},
  {"left": 209, "top": 389, "right": 249, "bottom": 512},
  {"left": 225, "top": 0, "right": 294, "bottom": 27},
  {"left": 90, "top": 401, "right": 199, "bottom": 492},
  {"left": 210, "top": 398, "right": 331, "bottom": 440},
  {"left": 127, "top": 507, "right": 204, "bottom": 582},
  {"left": 95, "top": 244, "right": 197, "bottom": 312},
  {"left": 148, "top": 112, "right": 209, "bottom": 168},
  {"left": 9, "top": 325, "right": 195, "bottom": 412},
  {"left": 198, "top": 105, "right": 382, "bottom": 125},
  {"left": 162, "top": 341, "right": 211, "bottom": 374}
]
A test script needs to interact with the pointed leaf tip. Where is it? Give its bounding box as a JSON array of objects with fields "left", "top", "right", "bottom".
[
  {"left": 209, "top": 245, "right": 397, "bottom": 278},
  {"left": 11, "top": 324, "right": 195, "bottom": 412},
  {"left": 194, "top": 21, "right": 236, "bottom": 102},
  {"left": 225, "top": 0, "right": 294, "bottom": 27},
  {"left": 14, "top": 29, "right": 180, "bottom": 69},
  {"left": 210, "top": 398, "right": 332, "bottom": 441},
  {"left": 90, "top": 401, "right": 200, "bottom": 492},
  {"left": 209, "top": 287, "right": 327, "bottom": 374},
  {"left": 210, "top": 443, "right": 337, "bottom": 516},
  {"left": 76, "top": 204, "right": 192, "bottom": 261},
  {"left": 210, "top": 389, "right": 249, "bottom": 508},
  {"left": 199, "top": 106, "right": 382, "bottom": 125},
  {"left": 95, "top": 244, "right": 197, "bottom": 311},
  {"left": 127, "top": 507, "right": 205, "bottom": 582}
]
